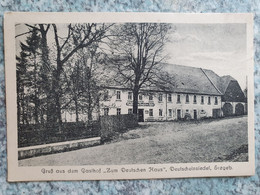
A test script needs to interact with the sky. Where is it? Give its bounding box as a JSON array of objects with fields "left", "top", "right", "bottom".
[
  {"left": 16, "top": 23, "right": 248, "bottom": 90},
  {"left": 164, "top": 23, "right": 247, "bottom": 90}
]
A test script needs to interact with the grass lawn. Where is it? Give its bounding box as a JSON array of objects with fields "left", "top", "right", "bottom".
[{"left": 19, "top": 116, "right": 248, "bottom": 166}]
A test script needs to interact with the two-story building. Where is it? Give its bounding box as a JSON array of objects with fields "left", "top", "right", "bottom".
[
  {"left": 99, "top": 87, "right": 222, "bottom": 122},
  {"left": 62, "top": 64, "right": 246, "bottom": 122},
  {"left": 99, "top": 64, "right": 224, "bottom": 122}
]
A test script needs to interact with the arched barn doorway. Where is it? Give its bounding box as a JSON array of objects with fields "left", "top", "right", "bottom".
[
  {"left": 222, "top": 103, "right": 233, "bottom": 117},
  {"left": 235, "top": 103, "right": 244, "bottom": 115}
]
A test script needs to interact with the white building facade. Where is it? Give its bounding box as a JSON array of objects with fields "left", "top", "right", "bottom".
[
  {"left": 62, "top": 64, "right": 246, "bottom": 122},
  {"left": 100, "top": 88, "right": 222, "bottom": 122}
]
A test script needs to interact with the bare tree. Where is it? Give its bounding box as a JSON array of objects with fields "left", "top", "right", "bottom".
[
  {"left": 62, "top": 44, "right": 104, "bottom": 122},
  {"left": 109, "top": 23, "right": 173, "bottom": 114},
  {"left": 47, "top": 23, "right": 111, "bottom": 125}
]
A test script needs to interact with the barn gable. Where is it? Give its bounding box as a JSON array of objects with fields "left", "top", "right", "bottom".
[
  {"left": 222, "top": 80, "right": 246, "bottom": 102},
  {"left": 202, "top": 69, "right": 246, "bottom": 103}
]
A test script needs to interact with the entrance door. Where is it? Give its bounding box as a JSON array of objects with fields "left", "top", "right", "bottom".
[
  {"left": 177, "top": 109, "right": 181, "bottom": 120},
  {"left": 213, "top": 109, "right": 221, "bottom": 118},
  {"left": 193, "top": 110, "right": 197, "bottom": 120},
  {"left": 138, "top": 109, "right": 144, "bottom": 122}
]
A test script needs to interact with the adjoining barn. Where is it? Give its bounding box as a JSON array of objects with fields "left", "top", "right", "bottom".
[{"left": 204, "top": 71, "right": 247, "bottom": 117}]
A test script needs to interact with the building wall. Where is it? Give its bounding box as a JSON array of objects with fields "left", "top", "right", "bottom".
[
  {"left": 100, "top": 89, "right": 222, "bottom": 121},
  {"left": 62, "top": 88, "right": 222, "bottom": 122}
]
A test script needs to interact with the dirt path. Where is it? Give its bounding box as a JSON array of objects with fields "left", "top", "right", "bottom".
[{"left": 19, "top": 116, "right": 248, "bottom": 166}]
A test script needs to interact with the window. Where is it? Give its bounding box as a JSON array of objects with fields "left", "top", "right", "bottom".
[
  {"left": 158, "top": 94, "right": 163, "bottom": 102},
  {"left": 149, "top": 109, "right": 153, "bottom": 117},
  {"left": 177, "top": 94, "right": 181, "bottom": 103},
  {"left": 104, "top": 108, "right": 109, "bottom": 116},
  {"left": 104, "top": 91, "right": 109, "bottom": 101},
  {"left": 193, "top": 95, "right": 197, "bottom": 104},
  {"left": 128, "top": 92, "right": 132, "bottom": 100},
  {"left": 186, "top": 109, "right": 189, "bottom": 113},
  {"left": 116, "top": 91, "right": 121, "bottom": 100},
  {"left": 167, "top": 94, "right": 172, "bottom": 102},
  {"left": 215, "top": 97, "right": 218, "bottom": 105},
  {"left": 128, "top": 108, "right": 133, "bottom": 114},
  {"left": 117, "top": 108, "right": 121, "bottom": 115},
  {"left": 139, "top": 94, "right": 143, "bottom": 101},
  {"left": 159, "top": 109, "right": 163, "bottom": 116},
  {"left": 208, "top": 96, "right": 211, "bottom": 104},
  {"left": 201, "top": 96, "right": 204, "bottom": 104},
  {"left": 149, "top": 94, "right": 153, "bottom": 101},
  {"left": 168, "top": 109, "right": 172, "bottom": 117},
  {"left": 186, "top": 94, "right": 189, "bottom": 103}
]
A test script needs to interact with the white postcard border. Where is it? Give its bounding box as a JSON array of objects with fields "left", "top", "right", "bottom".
[{"left": 4, "top": 12, "right": 255, "bottom": 182}]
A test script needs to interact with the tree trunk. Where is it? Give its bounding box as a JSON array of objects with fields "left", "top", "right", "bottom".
[
  {"left": 17, "top": 93, "right": 21, "bottom": 125},
  {"left": 133, "top": 85, "right": 139, "bottom": 114},
  {"left": 21, "top": 89, "right": 25, "bottom": 125},
  {"left": 74, "top": 97, "right": 79, "bottom": 122},
  {"left": 56, "top": 75, "right": 62, "bottom": 126},
  {"left": 33, "top": 53, "right": 39, "bottom": 124},
  {"left": 87, "top": 88, "right": 93, "bottom": 121},
  {"left": 52, "top": 60, "right": 63, "bottom": 131},
  {"left": 38, "top": 25, "right": 52, "bottom": 123}
]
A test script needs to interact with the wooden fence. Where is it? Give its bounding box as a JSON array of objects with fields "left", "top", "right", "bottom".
[
  {"left": 18, "top": 114, "right": 138, "bottom": 147},
  {"left": 18, "top": 121, "right": 100, "bottom": 147}
]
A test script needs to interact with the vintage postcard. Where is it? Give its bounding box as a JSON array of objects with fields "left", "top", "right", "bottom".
[{"left": 4, "top": 12, "right": 254, "bottom": 181}]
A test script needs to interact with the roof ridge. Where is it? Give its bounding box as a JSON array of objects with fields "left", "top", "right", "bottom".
[{"left": 200, "top": 68, "right": 223, "bottom": 95}]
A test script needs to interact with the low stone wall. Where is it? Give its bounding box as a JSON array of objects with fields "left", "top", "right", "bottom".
[{"left": 18, "top": 137, "right": 100, "bottom": 160}]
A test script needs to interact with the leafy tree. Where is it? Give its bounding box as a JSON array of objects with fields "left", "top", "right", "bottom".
[{"left": 17, "top": 28, "right": 42, "bottom": 125}]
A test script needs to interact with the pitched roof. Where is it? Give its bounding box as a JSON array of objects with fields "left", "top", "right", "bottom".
[
  {"left": 203, "top": 69, "right": 246, "bottom": 102},
  {"left": 203, "top": 69, "right": 236, "bottom": 94},
  {"left": 104, "top": 63, "right": 243, "bottom": 97},
  {"left": 161, "top": 64, "right": 222, "bottom": 95}
]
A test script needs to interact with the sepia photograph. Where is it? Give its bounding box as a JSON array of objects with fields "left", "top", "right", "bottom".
[{"left": 5, "top": 12, "right": 254, "bottom": 181}]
